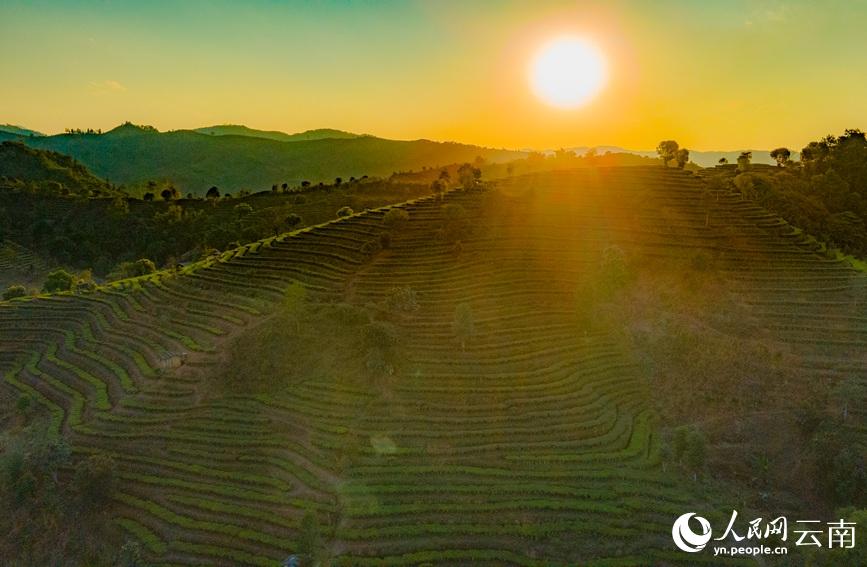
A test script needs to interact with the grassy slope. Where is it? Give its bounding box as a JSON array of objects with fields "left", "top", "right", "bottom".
[
  {"left": 0, "top": 125, "right": 525, "bottom": 195},
  {"left": 0, "top": 167, "right": 864, "bottom": 565}
]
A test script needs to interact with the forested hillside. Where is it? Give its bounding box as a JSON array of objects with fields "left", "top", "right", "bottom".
[
  {"left": 0, "top": 142, "right": 117, "bottom": 197},
  {"left": 0, "top": 123, "right": 524, "bottom": 195}
]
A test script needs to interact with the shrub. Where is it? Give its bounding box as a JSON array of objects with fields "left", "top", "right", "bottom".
[
  {"left": 234, "top": 203, "right": 253, "bottom": 218},
  {"left": 383, "top": 208, "right": 410, "bottom": 230},
  {"left": 360, "top": 239, "right": 381, "bottom": 255},
  {"left": 110, "top": 258, "right": 156, "bottom": 280},
  {"left": 42, "top": 269, "right": 75, "bottom": 293},
  {"left": 73, "top": 454, "right": 118, "bottom": 509},
  {"left": 3, "top": 284, "right": 26, "bottom": 300},
  {"left": 336, "top": 206, "right": 354, "bottom": 218}
]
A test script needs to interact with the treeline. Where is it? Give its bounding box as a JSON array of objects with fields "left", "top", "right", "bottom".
[
  {"left": 710, "top": 129, "right": 867, "bottom": 257},
  {"left": 0, "top": 177, "right": 428, "bottom": 282}
]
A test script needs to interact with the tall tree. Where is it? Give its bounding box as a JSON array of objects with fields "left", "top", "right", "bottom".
[
  {"left": 674, "top": 148, "right": 690, "bottom": 169},
  {"left": 770, "top": 147, "right": 791, "bottom": 167},
  {"left": 657, "top": 140, "right": 679, "bottom": 167}
]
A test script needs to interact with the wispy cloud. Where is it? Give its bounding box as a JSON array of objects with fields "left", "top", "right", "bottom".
[
  {"left": 744, "top": 3, "right": 790, "bottom": 27},
  {"left": 88, "top": 79, "right": 127, "bottom": 94}
]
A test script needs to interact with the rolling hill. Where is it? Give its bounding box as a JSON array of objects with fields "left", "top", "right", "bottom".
[
  {"left": 0, "top": 123, "right": 525, "bottom": 195},
  {"left": 194, "top": 125, "right": 362, "bottom": 142},
  {"left": 1, "top": 166, "right": 863, "bottom": 565},
  {"left": 0, "top": 124, "right": 45, "bottom": 138},
  {"left": 0, "top": 141, "right": 115, "bottom": 197}
]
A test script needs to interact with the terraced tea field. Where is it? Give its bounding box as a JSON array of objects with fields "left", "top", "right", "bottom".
[{"left": 1, "top": 166, "right": 865, "bottom": 565}]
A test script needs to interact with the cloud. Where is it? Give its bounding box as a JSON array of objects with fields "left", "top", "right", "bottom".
[
  {"left": 744, "top": 3, "right": 790, "bottom": 27},
  {"left": 88, "top": 80, "right": 127, "bottom": 94}
]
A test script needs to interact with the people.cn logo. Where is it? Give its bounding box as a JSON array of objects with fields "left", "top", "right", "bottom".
[{"left": 672, "top": 513, "right": 713, "bottom": 552}]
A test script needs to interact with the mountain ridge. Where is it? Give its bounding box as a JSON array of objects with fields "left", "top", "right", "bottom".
[{"left": 0, "top": 123, "right": 525, "bottom": 195}]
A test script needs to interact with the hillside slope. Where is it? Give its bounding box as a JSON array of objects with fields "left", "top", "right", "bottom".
[
  {"left": 0, "top": 141, "right": 115, "bottom": 196},
  {"left": 0, "top": 124, "right": 524, "bottom": 195},
  {"left": 0, "top": 167, "right": 864, "bottom": 565},
  {"left": 194, "top": 125, "right": 361, "bottom": 142}
]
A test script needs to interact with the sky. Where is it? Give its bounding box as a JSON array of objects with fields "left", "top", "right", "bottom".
[{"left": 1, "top": 0, "right": 866, "bottom": 151}]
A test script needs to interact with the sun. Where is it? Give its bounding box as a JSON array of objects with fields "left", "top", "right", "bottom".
[{"left": 530, "top": 36, "right": 607, "bottom": 109}]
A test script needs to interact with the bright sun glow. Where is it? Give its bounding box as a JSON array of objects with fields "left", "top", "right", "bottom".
[{"left": 530, "top": 37, "right": 606, "bottom": 109}]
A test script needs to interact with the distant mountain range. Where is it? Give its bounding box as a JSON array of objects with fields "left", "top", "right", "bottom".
[
  {"left": 193, "top": 125, "right": 362, "bottom": 142},
  {"left": 0, "top": 122, "right": 524, "bottom": 195},
  {"left": 0, "top": 121, "right": 798, "bottom": 191},
  {"left": 0, "top": 124, "right": 46, "bottom": 137}
]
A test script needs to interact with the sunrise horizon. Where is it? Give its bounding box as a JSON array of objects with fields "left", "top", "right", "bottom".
[{"left": 3, "top": 0, "right": 865, "bottom": 151}]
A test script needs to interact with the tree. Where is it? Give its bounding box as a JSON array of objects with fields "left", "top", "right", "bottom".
[
  {"left": 431, "top": 178, "right": 445, "bottom": 200},
  {"left": 737, "top": 151, "right": 752, "bottom": 171},
  {"left": 142, "top": 192, "right": 154, "bottom": 201},
  {"left": 73, "top": 453, "right": 117, "bottom": 509},
  {"left": 334, "top": 177, "right": 343, "bottom": 186},
  {"left": 674, "top": 148, "right": 690, "bottom": 169},
  {"left": 770, "top": 147, "right": 791, "bottom": 167},
  {"left": 453, "top": 302, "right": 475, "bottom": 350},
  {"left": 382, "top": 208, "right": 409, "bottom": 230},
  {"left": 42, "top": 269, "right": 75, "bottom": 293},
  {"left": 112, "top": 258, "right": 156, "bottom": 279},
  {"left": 161, "top": 187, "right": 179, "bottom": 201},
  {"left": 206, "top": 186, "right": 220, "bottom": 200},
  {"left": 281, "top": 182, "right": 289, "bottom": 192},
  {"left": 336, "top": 206, "right": 354, "bottom": 218},
  {"left": 657, "top": 140, "right": 679, "bottom": 167},
  {"left": 457, "top": 163, "right": 481, "bottom": 189},
  {"left": 718, "top": 157, "right": 728, "bottom": 165},
  {"left": 3, "top": 284, "right": 26, "bottom": 300},
  {"left": 234, "top": 203, "right": 253, "bottom": 219},
  {"left": 284, "top": 213, "right": 302, "bottom": 231},
  {"left": 301, "top": 180, "right": 311, "bottom": 189}
]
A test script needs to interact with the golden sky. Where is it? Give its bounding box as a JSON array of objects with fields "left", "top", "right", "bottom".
[{"left": 1, "top": 0, "right": 865, "bottom": 150}]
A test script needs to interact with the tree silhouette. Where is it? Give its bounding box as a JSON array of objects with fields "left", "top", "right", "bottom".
[
  {"left": 770, "top": 147, "right": 791, "bottom": 167},
  {"left": 674, "top": 148, "right": 690, "bottom": 169},
  {"left": 206, "top": 186, "right": 221, "bottom": 200},
  {"left": 718, "top": 157, "right": 728, "bottom": 165},
  {"left": 657, "top": 140, "right": 679, "bottom": 167},
  {"left": 285, "top": 213, "right": 301, "bottom": 230}
]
